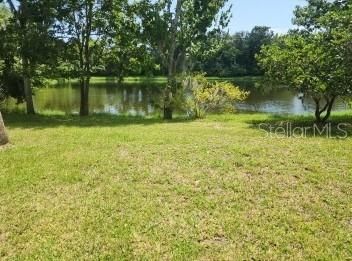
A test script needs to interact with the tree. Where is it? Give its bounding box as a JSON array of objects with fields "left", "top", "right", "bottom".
[
  {"left": 319, "top": 1, "right": 352, "bottom": 77},
  {"left": 139, "top": 0, "right": 231, "bottom": 119},
  {"left": 257, "top": 33, "right": 352, "bottom": 123},
  {"left": 0, "top": 111, "right": 8, "bottom": 145},
  {"left": 57, "top": 0, "right": 114, "bottom": 116},
  {"left": 244, "top": 26, "right": 275, "bottom": 75},
  {"left": 2, "top": 0, "right": 59, "bottom": 115},
  {"left": 293, "top": 0, "right": 334, "bottom": 31},
  {"left": 293, "top": 0, "right": 352, "bottom": 79},
  {"left": 193, "top": 33, "right": 241, "bottom": 77},
  {"left": 0, "top": 4, "right": 12, "bottom": 145},
  {"left": 0, "top": 5, "right": 25, "bottom": 104},
  {"left": 258, "top": 0, "right": 352, "bottom": 123},
  {"left": 101, "top": 2, "right": 155, "bottom": 81},
  {"left": 0, "top": 57, "right": 9, "bottom": 146}
]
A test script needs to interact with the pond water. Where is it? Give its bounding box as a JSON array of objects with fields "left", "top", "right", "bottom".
[{"left": 3, "top": 78, "right": 350, "bottom": 116}]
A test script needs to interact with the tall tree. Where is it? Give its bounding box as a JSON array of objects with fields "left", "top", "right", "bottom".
[
  {"left": 57, "top": 0, "right": 113, "bottom": 116},
  {"left": 0, "top": 4, "right": 12, "bottom": 145},
  {"left": 0, "top": 4, "right": 25, "bottom": 104},
  {"left": 139, "top": 0, "right": 231, "bottom": 119},
  {"left": 2, "top": 0, "right": 59, "bottom": 114},
  {"left": 102, "top": 2, "right": 151, "bottom": 81},
  {"left": 0, "top": 111, "right": 8, "bottom": 145},
  {"left": 244, "top": 26, "right": 275, "bottom": 75}
]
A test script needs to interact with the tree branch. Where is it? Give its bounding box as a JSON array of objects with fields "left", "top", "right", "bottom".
[
  {"left": 319, "top": 95, "right": 330, "bottom": 114},
  {"left": 6, "top": 0, "right": 16, "bottom": 14}
]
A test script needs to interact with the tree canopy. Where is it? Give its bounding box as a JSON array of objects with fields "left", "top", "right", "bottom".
[
  {"left": 138, "top": 0, "right": 231, "bottom": 119},
  {"left": 258, "top": 0, "right": 352, "bottom": 123},
  {"left": 194, "top": 26, "right": 275, "bottom": 77}
]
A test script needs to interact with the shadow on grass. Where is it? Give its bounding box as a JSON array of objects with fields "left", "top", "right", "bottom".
[
  {"left": 246, "top": 114, "right": 352, "bottom": 138},
  {"left": 3, "top": 112, "right": 193, "bottom": 129}
]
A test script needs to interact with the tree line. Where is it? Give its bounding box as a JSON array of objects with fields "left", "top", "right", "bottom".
[
  {"left": 98, "top": 26, "right": 275, "bottom": 78},
  {"left": 194, "top": 26, "right": 275, "bottom": 77},
  {"left": 0, "top": 0, "right": 233, "bottom": 119},
  {"left": 1, "top": 0, "right": 352, "bottom": 145},
  {"left": 0, "top": 0, "right": 276, "bottom": 113}
]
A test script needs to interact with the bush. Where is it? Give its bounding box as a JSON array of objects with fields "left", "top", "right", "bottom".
[
  {"left": 0, "top": 70, "right": 25, "bottom": 103},
  {"left": 184, "top": 74, "right": 249, "bottom": 118}
]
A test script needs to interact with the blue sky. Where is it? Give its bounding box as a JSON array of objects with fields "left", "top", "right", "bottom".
[{"left": 228, "top": 0, "right": 307, "bottom": 33}]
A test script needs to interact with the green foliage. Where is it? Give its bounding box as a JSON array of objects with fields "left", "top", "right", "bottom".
[
  {"left": 0, "top": 3, "right": 10, "bottom": 29},
  {"left": 0, "top": 4, "right": 23, "bottom": 102},
  {"left": 101, "top": 2, "right": 156, "bottom": 79},
  {"left": 56, "top": 0, "right": 113, "bottom": 78},
  {"left": 257, "top": 0, "right": 352, "bottom": 123},
  {"left": 194, "top": 26, "right": 275, "bottom": 77},
  {"left": 258, "top": 35, "right": 323, "bottom": 95},
  {"left": 139, "top": 0, "right": 231, "bottom": 71},
  {"left": 0, "top": 71, "right": 24, "bottom": 103},
  {"left": 0, "top": 0, "right": 63, "bottom": 114},
  {"left": 5, "top": 0, "right": 60, "bottom": 68},
  {"left": 184, "top": 74, "right": 249, "bottom": 118},
  {"left": 138, "top": 0, "right": 232, "bottom": 118}
]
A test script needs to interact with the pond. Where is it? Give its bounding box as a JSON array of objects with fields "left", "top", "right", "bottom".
[{"left": 3, "top": 77, "right": 350, "bottom": 116}]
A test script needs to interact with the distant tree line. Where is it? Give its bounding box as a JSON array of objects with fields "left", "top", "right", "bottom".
[
  {"left": 94, "top": 26, "right": 276, "bottom": 78},
  {"left": 193, "top": 26, "right": 275, "bottom": 77}
]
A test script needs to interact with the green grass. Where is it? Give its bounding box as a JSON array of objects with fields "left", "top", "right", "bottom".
[{"left": 1, "top": 112, "right": 352, "bottom": 259}]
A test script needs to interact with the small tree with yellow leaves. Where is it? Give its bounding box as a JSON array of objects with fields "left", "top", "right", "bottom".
[{"left": 185, "top": 74, "right": 249, "bottom": 118}]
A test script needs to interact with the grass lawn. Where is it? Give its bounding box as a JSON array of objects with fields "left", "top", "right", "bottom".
[{"left": 1, "top": 112, "right": 352, "bottom": 259}]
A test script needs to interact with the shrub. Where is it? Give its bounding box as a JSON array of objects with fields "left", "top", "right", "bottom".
[{"left": 184, "top": 74, "right": 249, "bottom": 118}]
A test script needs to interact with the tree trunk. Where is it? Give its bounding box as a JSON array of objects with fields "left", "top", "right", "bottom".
[
  {"left": 0, "top": 111, "right": 9, "bottom": 145},
  {"left": 79, "top": 1, "right": 92, "bottom": 117},
  {"left": 163, "top": 86, "right": 173, "bottom": 119},
  {"left": 163, "top": 0, "right": 182, "bottom": 120},
  {"left": 79, "top": 77, "right": 89, "bottom": 116},
  {"left": 322, "top": 96, "right": 336, "bottom": 123},
  {"left": 313, "top": 96, "right": 336, "bottom": 124},
  {"left": 23, "top": 58, "right": 35, "bottom": 115},
  {"left": 164, "top": 78, "right": 174, "bottom": 120},
  {"left": 314, "top": 97, "right": 322, "bottom": 123}
]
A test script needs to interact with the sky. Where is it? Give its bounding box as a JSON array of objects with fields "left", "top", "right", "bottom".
[{"left": 228, "top": 0, "right": 307, "bottom": 34}]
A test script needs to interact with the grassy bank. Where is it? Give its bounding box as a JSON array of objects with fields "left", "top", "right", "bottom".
[
  {"left": 1, "top": 112, "right": 352, "bottom": 259},
  {"left": 49, "top": 76, "right": 167, "bottom": 85},
  {"left": 50, "top": 76, "right": 262, "bottom": 85}
]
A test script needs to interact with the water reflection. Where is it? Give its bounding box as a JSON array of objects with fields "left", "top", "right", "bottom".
[
  {"left": 3, "top": 78, "right": 350, "bottom": 115},
  {"left": 30, "top": 81, "right": 162, "bottom": 116},
  {"left": 232, "top": 78, "right": 349, "bottom": 114}
]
